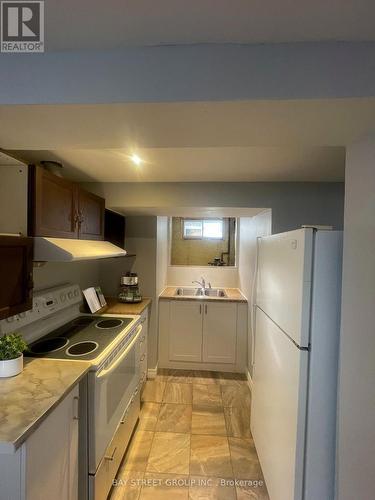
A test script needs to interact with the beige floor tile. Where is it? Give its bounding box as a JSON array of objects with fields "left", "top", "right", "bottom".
[
  {"left": 140, "top": 473, "right": 189, "bottom": 500},
  {"left": 192, "top": 405, "right": 227, "bottom": 436},
  {"left": 190, "top": 434, "right": 233, "bottom": 478},
  {"left": 228, "top": 437, "right": 264, "bottom": 480},
  {"left": 191, "top": 370, "right": 221, "bottom": 385},
  {"left": 123, "top": 431, "right": 154, "bottom": 472},
  {"left": 221, "top": 384, "right": 251, "bottom": 408},
  {"left": 189, "top": 476, "right": 237, "bottom": 500},
  {"left": 236, "top": 482, "right": 270, "bottom": 500},
  {"left": 217, "top": 372, "right": 247, "bottom": 382},
  {"left": 158, "top": 369, "right": 195, "bottom": 383},
  {"left": 147, "top": 432, "right": 190, "bottom": 474},
  {"left": 193, "top": 384, "right": 222, "bottom": 406},
  {"left": 138, "top": 402, "right": 160, "bottom": 431},
  {"left": 224, "top": 405, "right": 252, "bottom": 438},
  {"left": 220, "top": 378, "right": 249, "bottom": 388},
  {"left": 142, "top": 379, "right": 166, "bottom": 403},
  {"left": 156, "top": 403, "right": 192, "bottom": 433},
  {"left": 163, "top": 383, "right": 193, "bottom": 404},
  {"left": 109, "top": 470, "right": 143, "bottom": 500}
]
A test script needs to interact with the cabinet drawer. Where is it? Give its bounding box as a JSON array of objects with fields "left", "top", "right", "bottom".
[{"left": 90, "top": 391, "right": 140, "bottom": 500}]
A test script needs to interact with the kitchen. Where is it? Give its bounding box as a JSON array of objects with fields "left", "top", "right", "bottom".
[
  {"left": 0, "top": 3, "right": 375, "bottom": 500},
  {"left": 0, "top": 152, "right": 344, "bottom": 500}
]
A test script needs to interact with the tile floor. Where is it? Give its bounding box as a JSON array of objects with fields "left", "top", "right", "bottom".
[{"left": 109, "top": 369, "right": 269, "bottom": 500}]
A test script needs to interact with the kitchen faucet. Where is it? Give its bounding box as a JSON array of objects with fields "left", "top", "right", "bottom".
[{"left": 192, "top": 277, "right": 212, "bottom": 292}]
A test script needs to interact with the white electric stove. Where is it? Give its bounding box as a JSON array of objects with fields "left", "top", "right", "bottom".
[{"left": 0, "top": 283, "right": 143, "bottom": 500}]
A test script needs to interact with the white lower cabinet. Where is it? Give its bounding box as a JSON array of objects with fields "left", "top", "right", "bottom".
[
  {"left": 202, "top": 302, "right": 237, "bottom": 364},
  {"left": 169, "top": 301, "right": 203, "bottom": 362},
  {"left": 159, "top": 299, "right": 247, "bottom": 371},
  {"left": 0, "top": 384, "right": 79, "bottom": 500}
]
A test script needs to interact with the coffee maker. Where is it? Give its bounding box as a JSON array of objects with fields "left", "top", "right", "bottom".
[{"left": 118, "top": 273, "right": 142, "bottom": 303}]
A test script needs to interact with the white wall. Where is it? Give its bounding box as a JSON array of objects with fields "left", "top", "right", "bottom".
[
  {"left": 0, "top": 165, "right": 28, "bottom": 235},
  {"left": 167, "top": 266, "right": 239, "bottom": 288},
  {"left": 238, "top": 211, "right": 272, "bottom": 376},
  {"left": 156, "top": 217, "right": 169, "bottom": 295},
  {"left": 336, "top": 136, "right": 375, "bottom": 500}
]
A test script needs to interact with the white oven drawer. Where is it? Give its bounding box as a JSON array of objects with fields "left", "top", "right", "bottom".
[
  {"left": 89, "top": 324, "right": 142, "bottom": 472},
  {"left": 89, "top": 390, "right": 140, "bottom": 500}
]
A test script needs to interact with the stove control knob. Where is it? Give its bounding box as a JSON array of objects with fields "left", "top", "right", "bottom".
[
  {"left": 18, "top": 312, "right": 26, "bottom": 319},
  {"left": 73, "top": 289, "right": 79, "bottom": 297},
  {"left": 68, "top": 292, "right": 73, "bottom": 300},
  {"left": 60, "top": 292, "right": 67, "bottom": 302}
]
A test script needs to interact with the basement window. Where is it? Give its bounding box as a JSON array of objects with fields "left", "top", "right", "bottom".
[
  {"left": 183, "top": 219, "right": 224, "bottom": 240},
  {"left": 172, "top": 217, "right": 236, "bottom": 266}
]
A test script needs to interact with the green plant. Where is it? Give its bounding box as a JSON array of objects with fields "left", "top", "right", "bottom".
[{"left": 0, "top": 334, "right": 28, "bottom": 361}]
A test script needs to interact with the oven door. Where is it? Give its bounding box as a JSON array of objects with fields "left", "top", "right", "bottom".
[{"left": 89, "top": 323, "right": 142, "bottom": 472}]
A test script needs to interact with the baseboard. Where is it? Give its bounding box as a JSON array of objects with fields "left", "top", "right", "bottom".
[
  {"left": 246, "top": 368, "right": 253, "bottom": 392},
  {"left": 147, "top": 365, "right": 158, "bottom": 379}
]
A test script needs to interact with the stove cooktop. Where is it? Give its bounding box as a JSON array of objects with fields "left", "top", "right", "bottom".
[{"left": 25, "top": 315, "right": 135, "bottom": 361}]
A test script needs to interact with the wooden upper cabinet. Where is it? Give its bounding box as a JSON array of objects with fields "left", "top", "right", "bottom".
[
  {"left": 77, "top": 188, "right": 105, "bottom": 240},
  {"left": 29, "top": 166, "right": 105, "bottom": 240},
  {"left": 29, "top": 165, "right": 78, "bottom": 238}
]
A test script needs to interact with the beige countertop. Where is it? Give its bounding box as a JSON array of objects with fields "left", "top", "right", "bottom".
[
  {"left": 0, "top": 358, "right": 90, "bottom": 453},
  {"left": 102, "top": 297, "right": 152, "bottom": 315},
  {"left": 159, "top": 287, "right": 247, "bottom": 303}
]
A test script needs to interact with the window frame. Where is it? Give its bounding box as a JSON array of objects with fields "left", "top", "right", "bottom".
[{"left": 182, "top": 218, "right": 224, "bottom": 240}]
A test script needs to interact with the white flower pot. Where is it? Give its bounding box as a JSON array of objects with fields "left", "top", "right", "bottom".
[{"left": 0, "top": 354, "right": 23, "bottom": 378}]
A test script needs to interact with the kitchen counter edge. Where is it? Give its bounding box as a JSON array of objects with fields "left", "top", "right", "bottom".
[
  {"left": 0, "top": 358, "right": 90, "bottom": 453},
  {"left": 159, "top": 287, "right": 247, "bottom": 303}
]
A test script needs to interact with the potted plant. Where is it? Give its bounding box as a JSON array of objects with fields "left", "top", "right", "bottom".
[{"left": 0, "top": 334, "right": 28, "bottom": 378}]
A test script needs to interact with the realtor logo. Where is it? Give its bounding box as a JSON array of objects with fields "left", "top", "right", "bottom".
[{"left": 1, "top": 1, "right": 44, "bottom": 52}]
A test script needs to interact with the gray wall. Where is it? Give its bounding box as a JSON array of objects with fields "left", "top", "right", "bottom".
[
  {"left": 83, "top": 182, "right": 345, "bottom": 233},
  {"left": 33, "top": 261, "right": 100, "bottom": 291},
  {"left": 336, "top": 136, "right": 375, "bottom": 500},
  {"left": 1, "top": 42, "right": 375, "bottom": 104}
]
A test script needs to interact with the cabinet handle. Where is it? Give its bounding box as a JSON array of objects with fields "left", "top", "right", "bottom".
[
  {"left": 205, "top": 304, "right": 208, "bottom": 314},
  {"left": 78, "top": 210, "right": 84, "bottom": 225},
  {"left": 140, "top": 353, "right": 146, "bottom": 361},
  {"left": 105, "top": 447, "right": 117, "bottom": 462},
  {"left": 73, "top": 396, "right": 79, "bottom": 420},
  {"left": 199, "top": 304, "right": 202, "bottom": 314}
]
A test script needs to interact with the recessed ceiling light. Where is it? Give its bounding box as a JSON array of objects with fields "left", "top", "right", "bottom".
[{"left": 130, "top": 153, "right": 142, "bottom": 166}]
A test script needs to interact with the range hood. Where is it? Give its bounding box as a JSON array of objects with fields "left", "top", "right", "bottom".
[{"left": 33, "top": 237, "right": 127, "bottom": 262}]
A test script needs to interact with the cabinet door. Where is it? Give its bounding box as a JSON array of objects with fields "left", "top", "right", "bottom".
[
  {"left": 77, "top": 188, "right": 105, "bottom": 240},
  {"left": 24, "top": 385, "right": 79, "bottom": 500},
  {"left": 169, "top": 301, "right": 203, "bottom": 362},
  {"left": 203, "top": 302, "right": 237, "bottom": 364},
  {"left": 30, "top": 165, "right": 78, "bottom": 238},
  {"left": 0, "top": 235, "right": 33, "bottom": 320}
]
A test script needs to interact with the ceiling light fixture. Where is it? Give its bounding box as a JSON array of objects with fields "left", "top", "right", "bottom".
[{"left": 130, "top": 153, "right": 142, "bottom": 166}]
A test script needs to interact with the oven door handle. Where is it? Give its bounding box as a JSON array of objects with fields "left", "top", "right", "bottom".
[{"left": 97, "top": 324, "right": 142, "bottom": 379}]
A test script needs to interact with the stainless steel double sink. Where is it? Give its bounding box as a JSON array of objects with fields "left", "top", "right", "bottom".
[{"left": 174, "top": 287, "right": 227, "bottom": 298}]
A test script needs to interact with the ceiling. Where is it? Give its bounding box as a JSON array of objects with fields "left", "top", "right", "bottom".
[
  {"left": 2, "top": 98, "right": 375, "bottom": 182},
  {"left": 44, "top": 0, "right": 375, "bottom": 51},
  {"left": 112, "top": 207, "right": 266, "bottom": 217},
  {"left": 17, "top": 146, "right": 345, "bottom": 182}
]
